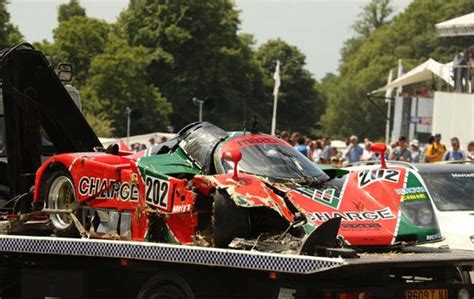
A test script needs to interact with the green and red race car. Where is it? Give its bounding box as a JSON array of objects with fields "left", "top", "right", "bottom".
[{"left": 32, "top": 122, "right": 442, "bottom": 255}]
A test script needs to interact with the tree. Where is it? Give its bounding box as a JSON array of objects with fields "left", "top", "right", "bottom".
[
  {"left": 353, "top": 0, "right": 394, "bottom": 38},
  {"left": 255, "top": 39, "right": 323, "bottom": 135},
  {"left": 58, "top": 0, "right": 86, "bottom": 23},
  {"left": 320, "top": 0, "right": 474, "bottom": 140},
  {"left": 116, "top": 0, "right": 263, "bottom": 131},
  {"left": 52, "top": 16, "right": 110, "bottom": 86},
  {"left": 81, "top": 46, "right": 172, "bottom": 136},
  {"left": 84, "top": 112, "right": 114, "bottom": 137},
  {"left": 0, "top": 0, "right": 22, "bottom": 48}
]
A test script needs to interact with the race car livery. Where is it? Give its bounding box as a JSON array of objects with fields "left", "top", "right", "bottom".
[{"left": 33, "top": 122, "right": 442, "bottom": 253}]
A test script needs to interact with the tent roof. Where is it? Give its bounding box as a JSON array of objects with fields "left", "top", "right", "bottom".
[
  {"left": 372, "top": 58, "right": 453, "bottom": 94},
  {"left": 435, "top": 12, "right": 474, "bottom": 37}
]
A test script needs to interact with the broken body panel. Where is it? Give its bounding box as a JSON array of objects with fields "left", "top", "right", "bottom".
[{"left": 32, "top": 122, "right": 442, "bottom": 253}]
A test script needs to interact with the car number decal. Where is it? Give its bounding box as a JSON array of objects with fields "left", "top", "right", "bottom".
[
  {"left": 358, "top": 169, "right": 401, "bottom": 188},
  {"left": 145, "top": 176, "right": 170, "bottom": 209}
]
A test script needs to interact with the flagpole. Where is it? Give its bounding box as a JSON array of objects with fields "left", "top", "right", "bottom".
[
  {"left": 385, "top": 98, "right": 391, "bottom": 144},
  {"left": 271, "top": 60, "right": 281, "bottom": 136},
  {"left": 271, "top": 92, "right": 278, "bottom": 136},
  {"left": 384, "top": 69, "right": 394, "bottom": 144}
]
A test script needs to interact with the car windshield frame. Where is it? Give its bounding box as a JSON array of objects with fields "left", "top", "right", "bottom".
[
  {"left": 216, "top": 135, "right": 328, "bottom": 183},
  {"left": 179, "top": 122, "right": 228, "bottom": 173},
  {"left": 420, "top": 171, "right": 474, "bottom": 212}
]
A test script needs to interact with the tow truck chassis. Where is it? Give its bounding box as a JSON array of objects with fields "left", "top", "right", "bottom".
[{"left": 0, "top": 233, "right": 473, "bottom": 298}]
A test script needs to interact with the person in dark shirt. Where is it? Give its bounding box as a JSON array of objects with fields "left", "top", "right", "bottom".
[{"left": 294, "top": 136, "right": 309, "bottom": 158}]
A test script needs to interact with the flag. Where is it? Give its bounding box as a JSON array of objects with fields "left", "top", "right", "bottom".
[
  {"left": 396, "top": 59, "right": 404, "bottom": 97},
  {"left": 273, "top": 60, "right": 281, "bottom": 97},
  {"left": 385, "top": 69, "right": 393, "bottom": 102}
]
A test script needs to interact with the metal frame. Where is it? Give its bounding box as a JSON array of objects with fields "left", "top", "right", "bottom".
[{"left": 0, "top": 234, "right": 345, "bottom": 274}]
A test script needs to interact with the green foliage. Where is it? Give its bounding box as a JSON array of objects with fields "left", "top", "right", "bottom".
[
  {"left": 31, "top": 0, "right": 319, "bottom": 137},
  {"left": 353, "top": 0, "right": 394, "bottom": 38},
  {"left": 52, "top": 16, "right": 110, "bottom": 86},
  {"left": 255, "top": 39, "right": 323, "bottom": 134},
  {"left": 83, "top": 112, "right": 114, "bottom": 137},
  {"left": 81, "top": 46, "right": 172, "bottom": 136},
  {"left": 58, "top": 0, "right": 86, "bottom": 23},
  {"left": 116, "top": 0, "right": 257, "bottom": 131},
  {"left": 320, "top": 0, "right": 474, "bottom": 140},
  {"left": 0, "top": 0, "right": 22, "bottom": 48}
]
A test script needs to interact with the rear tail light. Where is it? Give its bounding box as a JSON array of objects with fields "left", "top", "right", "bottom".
[{"left": 338, "top": 292, "right": 371, "bottom": 299}]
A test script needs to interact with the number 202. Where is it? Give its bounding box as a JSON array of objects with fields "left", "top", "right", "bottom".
[{"left": 145, "top": 177, "right": 169, "bottom": 209}]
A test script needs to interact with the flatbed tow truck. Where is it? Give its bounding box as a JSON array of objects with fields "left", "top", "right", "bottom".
[
  {"left": 0, "top": 233, "right": 473, "bottom": 298},
  {"left": 0, "top": 44, "right": 473, "bottom": 298}
]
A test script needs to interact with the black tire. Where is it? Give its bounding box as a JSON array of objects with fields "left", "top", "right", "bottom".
[
  {"left": 212, "top": 190, "right": 251, "bottom": 248},
  {"left": 137, "top": 275, "right": 194, "bottom": 299},
  {"left": 41, "top": 167, "right": 80, "bottom": 237}
]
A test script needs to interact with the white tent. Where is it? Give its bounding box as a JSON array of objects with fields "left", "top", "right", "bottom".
[
  {"left": 435, "top": 12, "right": 474, "bottom": 37},
  {"left": 372, "top": 58, "right": 453, "bottom": 93},
  {"left": 99, "top": 131, "right": 176, "bottom": 148}
]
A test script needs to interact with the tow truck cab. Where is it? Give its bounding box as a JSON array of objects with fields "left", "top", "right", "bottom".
[{"left": 0, "top": 43, "right": 101, "bottom": 209}]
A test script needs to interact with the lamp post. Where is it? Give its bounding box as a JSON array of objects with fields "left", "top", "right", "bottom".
[{"left": 192, "top": 97, "right": 205, "bottom": 122}]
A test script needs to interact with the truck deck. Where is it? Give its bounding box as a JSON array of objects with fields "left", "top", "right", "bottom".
[{"left": 1, "top": 234, "right": 474, "bottom": 274}]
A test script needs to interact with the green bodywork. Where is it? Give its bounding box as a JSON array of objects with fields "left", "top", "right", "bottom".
[
  {"left": 395, "top": 171, "right": 441, "bottom": 243},
  {"left": 137, "top": 147, "right": 200, "bottom": 180}
]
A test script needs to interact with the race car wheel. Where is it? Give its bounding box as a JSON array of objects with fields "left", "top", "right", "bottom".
[
  {"left": 212, "top": 190, "right": 251, "bottom": 248},
  {"left": 43, "top": 168, "right": 80, "bottom": 237}
]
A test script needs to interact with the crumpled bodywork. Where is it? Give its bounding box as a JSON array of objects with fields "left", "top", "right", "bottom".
[
  {"left": 31, "top": 121, "right": 442, "bottom": 253},
  {"left": 193, "top": 174, "right": 295, "bottom": 223}
]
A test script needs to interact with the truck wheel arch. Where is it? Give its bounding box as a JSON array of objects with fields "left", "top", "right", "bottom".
[{"left": 137, "top": 273, "right": 194, "bottom": 299}]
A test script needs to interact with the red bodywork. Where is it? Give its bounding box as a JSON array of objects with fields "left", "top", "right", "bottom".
[{"left": 33, "top": 134, "right": 414, "bottom": 247}]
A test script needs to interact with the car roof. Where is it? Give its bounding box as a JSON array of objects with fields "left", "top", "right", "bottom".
[{"left": 414, "top": 162, "right": 474, "bottom": 174}]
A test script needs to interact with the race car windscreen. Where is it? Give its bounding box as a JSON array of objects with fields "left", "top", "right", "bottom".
[
  {"left": 420, "top": 172, "right": 474, "bottom": 211},
  {"left": 179, "top": 122, "right": 228, "bottom": 171},
  {"left": 220, "top": 141, "right": 328, "bottom": 182}
]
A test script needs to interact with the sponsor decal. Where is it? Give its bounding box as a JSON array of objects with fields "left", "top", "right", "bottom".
[
  {"left": 306, "top": 207, "right": 396, "bottom": 222},
  {"left": 395, "top": 187, "right": 427, "bottom": 201},
  {"left": 172, "top": 204, "right": 192, "bottom": 213},
  {"left": 341, "top": 223, "right": 382, "bottom": 229},
  {"left": 426, "top": 233, "right": 442, "bottom": 241},
  {"left": 236, "top": 137, "right": 287, "bottom": 147},
  {"left": 451, "top": 173, "right": 474, "bottom": 178},
  {"left": 78, "top": 177, "right": 139, "bottom": 202},
  {"left": 295, "top": 186, "right": 344, "bottom": 210},
  {"left": 358, "top": 169, "right": 401, "bottom": 188},
  {"left": 311, "top": 188, "right": 341, "bottom": 209},
  {"left": 402, "top": 193, "right": 426, "bottom": 201},
  {"left": 395, "top": 186, "right": 426, "bottom": 195},
  {"left": 145, "top": 176, "right": 170, "bottom": 210}
]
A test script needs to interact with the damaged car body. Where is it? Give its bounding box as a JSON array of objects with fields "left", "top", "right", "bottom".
[
  {"left": 32, "top": 122, "right": 443, "bottom": 255},
  {"left": 0, "top": 45, "right": 442, "bottom": 256}
]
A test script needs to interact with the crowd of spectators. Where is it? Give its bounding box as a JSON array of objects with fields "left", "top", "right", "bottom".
[
  {"left": 130, "top": 136, "right": 168, "bottom": 153},
  {"left": 278, "top": 130, "right": 474, "bottom": 166}
]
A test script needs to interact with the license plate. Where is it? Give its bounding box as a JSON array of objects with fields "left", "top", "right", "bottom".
[{"left": 405, "top": 289, "right": 448, "bottom": 299}]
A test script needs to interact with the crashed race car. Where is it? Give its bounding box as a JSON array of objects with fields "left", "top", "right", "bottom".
[{"left": 32, "top": 122, "right": 442, "bottom": 255}]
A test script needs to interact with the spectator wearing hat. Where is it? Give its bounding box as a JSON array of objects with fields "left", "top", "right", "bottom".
[
  {"left": 410, "top": 139, "right": 422, "bottom": 163},
  {"left": 444, "top": 137, "right": 467, "bottom": 161},
  {"left": 389, "top": 136, "right": 412, "bottom": 162}
]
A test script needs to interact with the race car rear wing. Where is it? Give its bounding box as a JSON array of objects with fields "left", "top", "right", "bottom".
[{"left": 0, "top": 43, "right": 102, "bottom": 196}]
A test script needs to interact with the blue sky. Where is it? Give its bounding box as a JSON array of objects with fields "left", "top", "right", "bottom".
[{"left": 8, "top": 0, "right": 411, "bottom": 79}]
